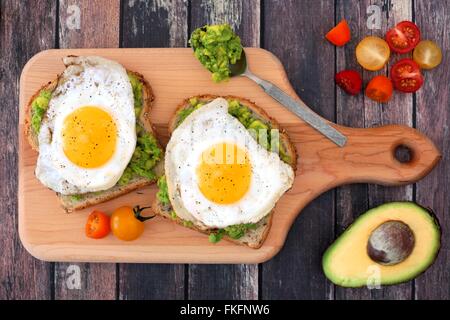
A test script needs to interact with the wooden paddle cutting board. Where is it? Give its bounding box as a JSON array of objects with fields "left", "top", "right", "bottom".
[{"left": 18, "top": 48, "right": 441, "bottom": 263}]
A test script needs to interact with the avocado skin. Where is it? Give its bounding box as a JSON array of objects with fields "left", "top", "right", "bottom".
[{"left": 322, "top": 202, "right": 441, "bottom": 288}]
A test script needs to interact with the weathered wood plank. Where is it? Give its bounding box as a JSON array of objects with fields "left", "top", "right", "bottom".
[
  {"left": 0, "top": 0, "right": 55, "bottom": 299},
  {"left": 187, "top": 0, "right": 260, "bottom": 300},
  {"left": 59, "top": 0, "right": 120, "bottom": 48},
  {"left": 54, "top": 0, "right": 121, "bottom": 300},
  {"left": 335, "top": 0, "right": 414, "bottom": 300},
  {"left": 54, "top": 263, "right": 116, "bottom": 299},
  {"left": 414, "top": 0, "right": 450, "bottom": 300},
  {"left": 189, "top": 264, "right": 257, "bottom": 300},
  {"left": 122, "top": 0, "right": 188, "bottom": 47},
  {"left": 118, "top": 264, "right": 184, "bottom": 300},
  {"left": 119, "top": 0, "right": 188, "bottom": 300},
  {"left": 190, "top": 0, "right": 260, "bottom": 47},
  {"left": 366, "top": 0, "right": 414, "bottom": 300},
  {"left": 261, "top": 0, "right": 335, "bottom": 300}
]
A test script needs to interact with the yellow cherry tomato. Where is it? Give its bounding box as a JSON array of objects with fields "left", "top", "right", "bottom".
[
  {"left": 110, "top": 205, "right": 154, "bottom": 241},
  {"left": 356, "top": 36, "right": 391, "bottom": 71},
  {"left": 413, "top": 40, "right": 442, "bottom": 69}
]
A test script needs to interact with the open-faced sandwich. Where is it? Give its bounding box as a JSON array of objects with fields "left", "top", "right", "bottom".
[
  {"left": 153, "top": 95, "right": 297, "bottom": 248},
  {"left": 25, "top": 56, "right": 162, "bottom": 212}
]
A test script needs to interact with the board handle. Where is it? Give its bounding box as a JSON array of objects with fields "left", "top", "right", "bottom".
[{"left": 331, "top": 124, "right": 441, "bottom": 186}]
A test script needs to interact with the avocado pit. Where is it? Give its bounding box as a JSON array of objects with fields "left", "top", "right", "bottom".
[{"left": 367, "top": 220, "right": 415, "bottom": 265}]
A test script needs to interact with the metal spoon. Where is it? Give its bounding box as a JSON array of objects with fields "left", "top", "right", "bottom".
[{"left": 229, "top": 50, "right": 347, "bottom": 147}]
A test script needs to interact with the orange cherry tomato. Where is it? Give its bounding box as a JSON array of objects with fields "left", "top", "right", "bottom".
[
  {"left": 110, "top": 205, "right": 154, "bottom": 241},
  {"left": 326, "top": 19, "right": 351, "bottom": 46},
  {"left": 365, "top": 75, "right": 393, "bottom": 103},
  {"left": 85, "top": 210, "right": 111, "bottom": 239}
]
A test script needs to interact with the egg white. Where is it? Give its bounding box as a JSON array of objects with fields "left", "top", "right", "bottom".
[
  {"left": 165, "top": 98, "right": 295, "bottom": 229},
  {"left": 35, "top": 56, "right": 136, "bottom": 195}
]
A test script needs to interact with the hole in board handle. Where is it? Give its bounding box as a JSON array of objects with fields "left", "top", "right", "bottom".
[{"left": 394, "top": 144, "right": 414, "bottom": 164}]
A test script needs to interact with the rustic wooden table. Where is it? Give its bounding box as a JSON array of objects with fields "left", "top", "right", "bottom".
[{"left": 1, "top": 0, "right": 449, "bottom": 300}]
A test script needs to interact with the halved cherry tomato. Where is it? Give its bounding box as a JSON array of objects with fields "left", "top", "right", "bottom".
[
  {"left": 365, "top": 75, "right": 393, "bottom": 103},
  {"left": 326, "top": 19, "right": 351, "bottom": 46},
  {"left": 110, "top": 205, "right": 154, "bottom": 241},
  {"left": 386, "top": 21, "right": 420, "bottom": 54},
  {"left": 356, "top": 36, "right": 391, "bottom": 71},
  {"left": 413, "top": 40, "right": 442, "bottom": 69},
  {"left": 390, "top": 58, "right": 423, "bottom": 93},
  {"left": 335, "top": 70, "right": 362, "bottom": 95},
  {"left": 85, "top": 210, "right": 110, "bottom": 239}
]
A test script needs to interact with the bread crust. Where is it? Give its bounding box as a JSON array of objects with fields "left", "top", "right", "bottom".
[
  {"left": 157, "top": 94, "right": 298, "bottom": 248},
  {"left": 24, "top": 63, "right": 161, "bottom": 213},
  {"left": 152, "top": 197, "right": 273, "bottom": 249}
]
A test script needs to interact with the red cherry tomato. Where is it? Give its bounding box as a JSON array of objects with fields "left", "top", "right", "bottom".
[
  {"left": 85, "top": 210, "right": 110, "bottom": 239},
  {"left": 385, "top": 21, "right": 420, "bottom": 54},
  {"left": 326, "top": 19, "right": 351, "bottom": 47},
  {"left": 335, "top": 70, "right": 362, "bottom": 95},
  {"left": 390, "top": 58, "right": 423, "bottom": 93}
]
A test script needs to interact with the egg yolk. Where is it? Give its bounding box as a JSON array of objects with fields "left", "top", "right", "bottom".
[
  {"left": 62, "top": 106, "right": 117, "bottom": 168},
  {"left": 197, "top": 143, "right": 252, "bottom": 204}
]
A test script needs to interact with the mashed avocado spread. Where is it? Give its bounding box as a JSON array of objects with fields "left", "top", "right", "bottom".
[
  {"left": 117, "top": 124, "right": 161, "bottom": 185},
  {"left": 209, "top": 223, "right": 258, "bottom": 243},
  {"left": 189, "top": 24, "right": 243, "bottom": 82},
  {"left": 116, "top": 73, "right": 162, "bottom": 185},
  {"left": 30, "top": 73, "right": 161, "bottom": 201},
  {"left": 128, "top": 72, "right": 143, "bottom": 117},
  {"left": 31, "top": 89, "right": 52, "bottom": 134},
  {"left": 176, "top": 98, "right": 290, "bottom": 163},
  {"left": 156, "top": 175, "right": 170, "bottom": 206},
  {"left": 156, "top": 176, "right": 257, "bottom": 243}
]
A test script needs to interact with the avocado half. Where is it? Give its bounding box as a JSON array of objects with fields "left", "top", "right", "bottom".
[{"left": 322, "top": 202, "right": 441, "bottom": 287}]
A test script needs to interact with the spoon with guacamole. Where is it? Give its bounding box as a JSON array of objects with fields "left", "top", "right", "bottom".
[{"left": 189, "top": 24, "right": 347, "bottom": 147}]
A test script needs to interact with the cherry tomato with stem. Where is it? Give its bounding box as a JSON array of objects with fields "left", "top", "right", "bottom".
[{"left": 111, "top": 205, "right": 154, "bottom": 241}]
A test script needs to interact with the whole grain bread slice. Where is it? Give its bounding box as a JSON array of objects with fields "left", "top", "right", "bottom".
[
  {"left": 25, "top": 64, "right": 162, "bottom": 212},
  {"left": 154, "top": 94, "right": 298, "bottom": 249}
]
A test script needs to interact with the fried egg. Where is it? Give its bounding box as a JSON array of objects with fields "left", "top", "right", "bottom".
[
  {"left": 165, "top": 98, "right": 295, "bottom": 228},
  {"left": 36, "top": 56, "right": 136, "bottom": 195}
]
